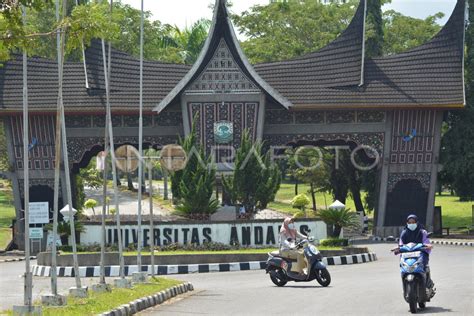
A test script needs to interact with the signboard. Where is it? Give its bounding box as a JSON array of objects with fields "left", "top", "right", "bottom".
[
  {"left": 29, "top": 202, "right": 49, "bottom": 224},
  {"left": 46, "top": 232, "right": 62, "bottom": 247},
  {"left": 80, "top": 220, "right": 328, "bottom": 248},
  {"left": 29, "top": 228, "right": 44, "bottom": 239}
]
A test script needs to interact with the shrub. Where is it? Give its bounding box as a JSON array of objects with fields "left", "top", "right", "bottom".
[
  {"left": 320, "top": 238, "right": 349, "bottom": 247},
  {"left": 319, "top": 207, "right": 360, "bottom": 238},
  {"left": 291, "top": 194, "right": 310, "bottom": 210}
]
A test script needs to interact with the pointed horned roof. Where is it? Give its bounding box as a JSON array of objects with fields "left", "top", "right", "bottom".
[
  {"left": 255, "top": 0, "right": 467, "bottom": 108},
  {"left": 153, "top": 0, "right": 293, "bottom": 113}
]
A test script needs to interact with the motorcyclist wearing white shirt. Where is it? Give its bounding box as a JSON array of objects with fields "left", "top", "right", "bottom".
[{"left": 279, "top": 217, "right": 307, "bottom": 275}]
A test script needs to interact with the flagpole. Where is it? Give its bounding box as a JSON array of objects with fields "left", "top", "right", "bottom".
[
  {"left": 99, "top": 118, "right": 109, "bottom": 286},
  {"left": 149, "top": 161, "right": 155, "bottom": 277},
  {"left": 21, "top": 5, "right": 33, "bottom": 309},
  {"left": 57, "top": 0, "right": 84, "bottom": 294},
  {"left": 50, "top": 0, "right": 62, "bottom": 297},
  {"left": 135, "top": 0, "right": 145, "bottom": 280}
]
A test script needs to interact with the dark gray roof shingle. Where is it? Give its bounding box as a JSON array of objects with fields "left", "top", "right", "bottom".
[{"left": 254, "top": 0, "right": 466, "bottom": 108}]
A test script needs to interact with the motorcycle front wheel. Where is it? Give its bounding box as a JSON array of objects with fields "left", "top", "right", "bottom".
[
  {"left": 314, "top": 268, "right": 331, "bottom": 287},
  {"left": 270, "top": 269, "right": 287, "bottom": 287},
  {"left": 406, "top": 282, "right": 418, "bottom": 313}
]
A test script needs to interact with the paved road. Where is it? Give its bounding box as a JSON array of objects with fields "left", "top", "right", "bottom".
[
  {"left": 140, "top": 244, "right": 473, "bottom": 315},
  {"left": 0, "top": 244, "right": 472, "bottom": 314}
]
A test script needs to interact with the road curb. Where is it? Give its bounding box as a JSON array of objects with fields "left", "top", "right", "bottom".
[
  {"left": 0, "top": 256, "right": 36, "bottom": 263},
  {"left": 99, "top": 282, "right": 194, "bottom": 316},
  {"left": 371, "top": 237, "right": 474, "bottom": 247},
  {"left": 31, "top": 252, "right": 378, "bottom": 277}
]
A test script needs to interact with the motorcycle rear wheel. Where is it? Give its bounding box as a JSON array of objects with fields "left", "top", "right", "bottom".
[
  {"left": 406, "top": 283, "right": 418, "bottom": 313},
  {"left": 270, "top": 269, "right": 287, "bottom": 287},
  {"left": 314, "top": 268, "right": 331, "bottom": 287}
]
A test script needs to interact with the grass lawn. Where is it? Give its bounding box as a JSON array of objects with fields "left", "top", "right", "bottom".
[
  {"left": 435, "top": 193, "right": 473, "bottom": 228},
  {"left": 270, "top": 182, "right": 366, "bottom": 215},
  {"left": 2, "top": 277, "right": 182, "bottom": 316},
  {"left": 0, "top": 181, "right": 15, "bottom": 250}
]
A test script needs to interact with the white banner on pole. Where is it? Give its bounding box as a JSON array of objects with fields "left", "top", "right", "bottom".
[{"left": 29, "top": 202, "right": 49, "bottom": 224}]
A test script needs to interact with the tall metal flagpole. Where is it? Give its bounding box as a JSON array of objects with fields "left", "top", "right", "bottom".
[
  {"left": 136, "top": 0, "right": 145, "bottom": 279},
  {"left": 149, "top": 162, "right": 155, "bottom": 277},
  {"left": 101, "top": 0, "right": 128, "bottom": 286},
  {"left": 57, "top": 0, "right": 84, "bottom": 294},
  {"left": 98, "top": 0, "right": 111, "bottom": 289},
  {"left": 50, "top": 0, "right": 62, "bottom": 297},
  {"left": 99, "top": 112, "right": 109, "bottom": 286},
  {"left": 88, "top": 0, "right": 110, "bottom": 290},
  {"left": 101, "top": 38, "right": 127, "bottom": 282},
  {"left": 75, "top": 0, "right": 89, "bottom": 88},
  {"left": 21, "top": 6, "right": 33, "bottom": 310}
]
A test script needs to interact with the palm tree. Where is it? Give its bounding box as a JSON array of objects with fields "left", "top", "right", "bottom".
[
  {"left": 319, "top": 208, "right": 360, "bottom": 238},
  {"left": 160, "top": 19, "right": 211, "bottom": 64}
]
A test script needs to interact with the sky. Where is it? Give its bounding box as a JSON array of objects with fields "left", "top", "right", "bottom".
[{"left": 120, "top": 0, "right": 458, "bottom": 29}]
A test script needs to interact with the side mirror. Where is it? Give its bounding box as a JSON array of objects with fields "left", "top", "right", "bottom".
[{"left": 427, "top": 232, "right": 433, "bottom": 237}]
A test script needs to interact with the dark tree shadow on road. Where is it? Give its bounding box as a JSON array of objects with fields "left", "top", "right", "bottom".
[
  {"left": 272, "top": 285, "right": 333, "bottom": 289},
  {"left": 417, "top": 306, "right": 453, "bottom": 314}
]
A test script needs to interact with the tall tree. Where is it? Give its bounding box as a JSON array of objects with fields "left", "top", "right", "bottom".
[
  {"left": 0, "top": 0, "right": 119, "bottom": 61},
  {"left": 293, "top": 147, "right": 330, "bottom": 211},
  {"left": 440, "top": 4, "right": 474, "bottom": 201},
  {"left": 173, "top": 126, "right": 218, "bottom": 215},
  {"left": 382, "top": 10, "right": 443, "bottom": 55},
  {"left": 159, "top": 19, "right": 211, "bottom": 64},
  {"left": 223, "top": 130, "right": 281, "bottom": 211},
  {"left": 365, "top": 0, "right": 384, "bottom": 58},
  {"left": 256, "top": 153, "right": 282, "bottom": 209},
  {"left": 233, "top": 0, "right": 357, "bottom": 63}
]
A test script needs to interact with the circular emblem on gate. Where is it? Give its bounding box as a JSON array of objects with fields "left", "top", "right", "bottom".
[{"left": 214, "top": 121, "right": 233, "bottom": 144}]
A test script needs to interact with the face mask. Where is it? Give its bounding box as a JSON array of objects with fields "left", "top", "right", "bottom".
[
  {"left": 288, "top": 223, "right": 295, "bottom": 230},
  {"left": 407, "top": 223, "right": 417, "bottom": 231}
]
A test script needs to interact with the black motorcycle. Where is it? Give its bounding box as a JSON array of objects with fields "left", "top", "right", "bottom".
[{"left": 265, "top": 237, "right": 331, "bottom": 287}]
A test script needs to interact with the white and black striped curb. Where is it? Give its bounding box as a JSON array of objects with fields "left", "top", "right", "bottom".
[
  {"left": 99, "top": 282, "right": 194, "bottom": 316},
  {"left": 431, "top": 240, "right": 474, "bottom": 247},
  {"left": 371, "top": 237, "right": 400, "bottom": 242},
  {"left": 0, "top": 256, "right": 36, "bottom": 263},
  {"left": 371, "top": 237, "right": 474, "bottom": 247},
  {"left": 31, "top": 253, "right": 378, "bottom": 277}
]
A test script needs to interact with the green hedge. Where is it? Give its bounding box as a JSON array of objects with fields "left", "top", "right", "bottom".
[{"left": 320, "top": 238, "right": 349, "bottom": 247}]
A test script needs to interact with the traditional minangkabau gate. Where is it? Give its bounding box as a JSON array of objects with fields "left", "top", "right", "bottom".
[{"left": 0, "top": 0, "right": 467, "bottom": 245}]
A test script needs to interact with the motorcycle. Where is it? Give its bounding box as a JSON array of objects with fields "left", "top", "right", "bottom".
[
  {"left": 265, "top": 237, "right": 331, "bottom": 287},
  {"left": 393, "top": 243, "right": 436, "bottom": 314}
]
